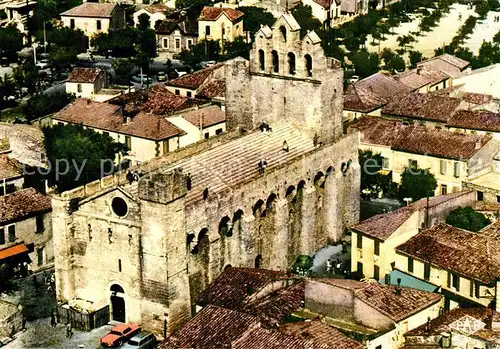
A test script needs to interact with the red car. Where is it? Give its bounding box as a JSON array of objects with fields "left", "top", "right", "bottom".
[{"left": 100, "top": 323, "right": 141, "bottom": 347}]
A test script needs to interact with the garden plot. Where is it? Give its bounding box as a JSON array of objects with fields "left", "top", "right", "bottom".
[
  {"left": 365, "top": 4, "right": 476, "bottom": 57},
  {"left": 463, "top": 10, "right": 500, "bottom": 54}
]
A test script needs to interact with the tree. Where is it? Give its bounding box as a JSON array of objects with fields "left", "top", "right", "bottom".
[
  {"left": 176, "top": 40, "right": 220, "bottom": 70},
  {"left": 381, "top": 47, "right": 395, "bottom": 66},
  {"left": 0, "top": 25, "right": 23, "bottom": 58},
  {"left": 397, "top": 166, "right": 437, "bottom": 202},
  {"left": 222, "top": 37, "right": 251, "bottom": 59},
  {"left": 292, "top": 3, "right": 321, "bottom": 35},
  {"left": 359, "top": 150, "right": 392, "bottom": 198},
  {"left": 42, "top": 124, "right": 128, "bottom": 192},
  {"left": 138, "top": 13, "right": 151, "bottom": 30},
  {"left": 386, "top": 54, "right": 405, "bottom": 73},
  {"left": 446, "top": 206, "right": 491, "bottom": 232},
  {"left": 408, "top": 50, "right": 424, "bottom": 68},
  {"left": 0, "top": 75, "right": 16, "bottom": 110},
  {"left": 175, "top": 0, "right": 211, "bottom": 19},
  {"left": 45, "top": 27, "right": 86, "bottom": 54},
  {"left": 113, "top": 58, "right": 137, "bottom": 85},
  {"left": 396, "top": 34, "right": 415, "bottom": 51},
  {"left": 239, "top": 7, "right": 275, "bottom": 37},
  {"left": 23, "top": 92, "right": 75, "bottom": 121},
  {"left": 12, "top": 61, "right": 41, "bottom": 95},
  {"left": 475, "top": 0, "right": 490, "bottom": 19},
  {"left": 351, "top": 49, "right": 380, "bottom": 78}
]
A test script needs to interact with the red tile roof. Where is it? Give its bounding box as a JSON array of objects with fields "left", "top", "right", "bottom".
[
  {"left": 0, "top": 188, "right": 51, "bottom": 224},
  {"left": 447, "top": 110, "right": 500, "bottom": 132},
  {"left": 199, "top": 6, "right": 244, "bottom": 22},
  {"left": 405, "top": 307, "right": 489, "bottom": 336},
  {"left": 197, "top": 267, "right": 291, "bottom": 309},
  {"left": 352, "top": 117, "right": 491, "bottom": 160},
  {"left": 312, "top": 0, "right": 333, "bottom": 9},
  {"left": 352, "top": 206, "right": 416, "bottom": 241},
  {"left": 68, "top": 67, "right": 104, "bottom": 84},
  {"left": 313, "top": 279, "right": 442, "bottom": 322},
  {"left": 395, "top": 67, "right": 448, "bottom": 90},
  {"left": 0, "top": 155, "right": 22, "bottom": 181},
  {"left": 118, "top": 85, "right": 192, "bottom": 116},
  {"left": 355, "top": 283, "right": 442, "bottom": 322},
  {"left": 461, "top": 92, "right": 493, "bottom": 105},
  {"left": 350, "top": 117, "right": 406, "bottom": 147},
  {"left": 418, "top": 54, "right": 470, "bottom": 70},
  {"left": 396, "top": 223, "right": 500, "bottom": 284},
  {"left": 160, "top": 305, "right": 260, "bottom": 349},
  {"left": 232, "top": 327, "right": 335, "bottom": 349},
  {"left": 167, "top": 64, "right": 224, "bottom": 90},
  {"left": 198, "top": 79, "right": 226, "bottom": 99},
  {"left": 181, "top": 105, "right": 225, "bottom": 128},
  {"left": 60, "top": 3, "right": 117, "bottom": 18},
  {"left": 243, "top": 282, "right": 305, "bottom": 326},
  {"left": 0, "top": 243, "right": 29, "bottom": 261},
  {"left": 54, "top": 99, "right": 185, "bottom": 140},
  {"left": 280, "top": 320, "right": 365, "bottom": 349},
  {"left": 382, "top": 93, "right": 461, "bottom": 122},
  {"left": 391, "top": 126, "right": 491, "bottom": 160},
  {"left": 344, "top": 73, "right": 413, "bottom": 113}
]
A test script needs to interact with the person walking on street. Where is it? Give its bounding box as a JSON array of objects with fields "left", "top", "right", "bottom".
[
  {"left": 50, "top": 313, "right": 57, "bottom": 328},
  {"left": 66, "top": 322, "right": 73, "bottom": 339},
  {"left": 21, "top": 317, "right": 26, "bottom": 331}
]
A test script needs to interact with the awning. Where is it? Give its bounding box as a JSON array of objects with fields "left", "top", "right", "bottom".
[{"left": 0, "top": 243, "right": 29, "bottom": 261}]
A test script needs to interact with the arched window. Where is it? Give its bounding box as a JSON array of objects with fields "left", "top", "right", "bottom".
[
  {"left": 219, "top": 216, "right": 231, "bottom": 237},
  {"left": 288, "top": 52, "right": 296, "bottom": 75},
  {"left": 258, "top": 49, "right": 265, "bottom": 71},
  {"left": 279, "top": 25, "right": 287, "bottom": 41},
  {"left": 255, "top": 254, "right": 263, "bottom": 268},
  {"left": 272, "top": 50, "right": 279, "bottom": 73},
  {"left": 253, "top": 199, "right": 264, "bottom": 217},
  {"left": 110, "top": 284, "right": 124, "bottom": 293},
  {"left": 305, "top": 54, "right": 313, "bottom": 77}
]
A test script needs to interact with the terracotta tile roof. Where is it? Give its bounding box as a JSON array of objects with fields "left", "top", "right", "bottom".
[
  {"left": 145, "top": 3, "right": 170, "bottom": 13},
  {"left": 0, "top": 243, "right": 29, "bottom": 261},
  {"left": 115, "top": 85, "right": 192, "bottom": 116},
  {"left": 448, "top": 110, "right": 500, "bottom": 132},
  {"left": 0, "top": 188, "right": 51, "bottom": 224},
  {"left": 243, "top": 282, "right": 305, "bottom": 326},
  {"left": 396, "top": 223, "right": 500, "bottom": 284},
  {"left": 411, "top": 190, "right": 474, "bottom": 210},
  {"left": 167, "top": 64, "right": 224, "bottom": 90},
  {"left": 232, "top": 327, "right": 335, "bottom": 349},
  {"left": 155, "top": 19, "right": 198, "bottom": 35},
  {"left": 312, "top": 0, "right": 333, "bottom": 9},
  {"left": 198, "top": 6, "right": 244, "bottom": 22},
  {"left": 391, "top": 126, "right": 491, "bottom": 160},
  {"left": 60, "top": 3, "right": 117, "bottom": 18},
  {"left": 406, "top": 307, "right": 489, "bottom": 336},
  {"left": 68, "top": 67, "right": 104, "bottom": 84},
  {"left": 313, "top": 279, "right": 442, "bottom": 322},
  {"left": 0, "top": 155, "right": 22, "bottom": 180},
  {"left": 354, "top": 283, "right": 442, "bottom": 322},
  {"left": 198, "top": 79, "right": 226, "bottom": 99},
  {"left": 429, "top": 83, "right": 465, "bottom": 96},
  {"left": 395, "top": 67, "right": 448, "bottom": 90},
  {"left": 181, "top": 105, "right": 225, "bottom": 128},
  {"left": 280, "top": 320, "right": 365, "bottom": 349},
  {"left": 344, "top": 73, "right": 413, "bottom": 113},
  {"left": 350, "top": 117, "right": 406, "bottom": 147},
  {"left": 160, "top": 305, "right": 260, "bottom": 349},
  {"left": 382, "top": 93, "right": 461, "bottom": 122},
  {"left": 352, "top": 206, "right": 416, "bottom": 241},
  {"left": 461, "top": 92, "right": 493, "bottom": 105},
  {"left": 54, "top": 99, "right": 185, "bottom": 140},
  {"left": 473, "top": 201, "right": 500, "bottom": 212},
  {"left": 197, "top": 267, "right": 291, "bottom": 308},
  {"left": 418, "top": 54, "right": 470, "bottom": 70}
]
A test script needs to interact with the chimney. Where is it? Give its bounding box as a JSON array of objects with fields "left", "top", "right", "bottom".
[
  {"left": 416, "top": 66, "right": 422, "bottom": 75},
  {"left": 395, "top": 278, "right": 402, "bottom": 295},
  {"left": 424, "top": 317, "right": 431, "bottom": 334},
  {"left": 475, "top": 141, "right": 481, "bottom": 150}
]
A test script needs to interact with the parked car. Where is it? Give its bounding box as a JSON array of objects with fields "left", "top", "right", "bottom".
[
  {"left": 100, "top": 323, "right": 141, "bottom": 347},
  {"left": 122, "top": 331, "right": 157, "bottom": 349},
  {"left": 131, "top": 74, "right": 153, "bottom": 85},
  {"left": 36, "top": 59, "right": 50, "bottom": 70},
  {"left": 1, "top": 57, "right": 9, "bottom": 67},
  {"left": 156, "top": 71, "right": 166, "bottom": 82},
  {"left": 347, "top": 75, "right": 359, "bottom": 84}
]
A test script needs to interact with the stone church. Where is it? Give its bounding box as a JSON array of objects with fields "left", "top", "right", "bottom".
[{"left": 52, "top": 14, "right": 360, "bottom": 336}]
